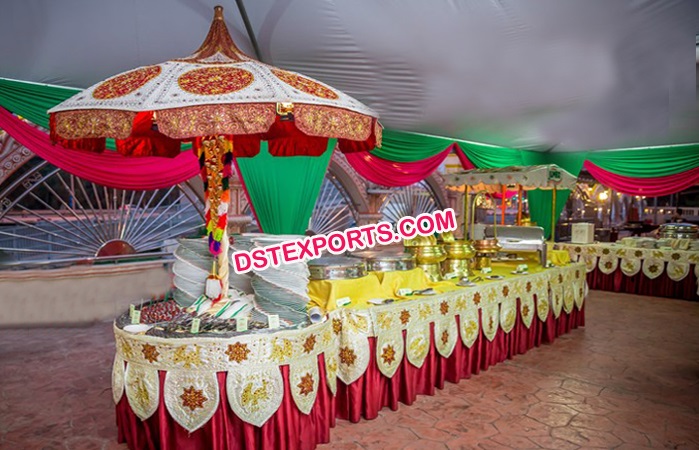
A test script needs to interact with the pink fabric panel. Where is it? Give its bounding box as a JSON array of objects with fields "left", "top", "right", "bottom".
[
  {"left": 584, "top": 160, "right": 699, "bottom": 197},
  {"left": 344, "top": 144, "right": 457, "bottom": 187},
  {"left": 0, "top": 107, "right": 200, "bottom": 190}
]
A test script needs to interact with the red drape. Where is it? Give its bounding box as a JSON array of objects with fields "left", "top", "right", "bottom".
[
  {"left": 584, "top": 160, "right": 699, "bottom": 196},
  {"left": 116, "top": 355, "right": 336, "bottom": 450},
  {"left": 336, "top": 300, "right": 584, "bottom": 422},
  {"left": 0, "top": 107, "right": 200, "bottom": 190},
  {"left": 586, "top": 266, "right": 699, "bottom": 301},
  {"left": 344, "top": 144, "right": 459, "bottom": 187}
]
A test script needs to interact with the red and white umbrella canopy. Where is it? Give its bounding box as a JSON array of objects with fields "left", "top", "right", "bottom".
[{"left": 48, "top": 5, "right": 381, "bottom": 155}]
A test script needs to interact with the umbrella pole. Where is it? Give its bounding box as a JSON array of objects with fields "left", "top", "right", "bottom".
[
  {"left": 517, "top": 184, "right": 523, "bottom": 226},
  {"left": 501, "top": 185, "right": 506, "bottom": 226},
  {"left": 550, "top": 187, "right": 557, "bottom": 242},
  {"left": 218, "top": 230, "right": 230, "bottom": 297},
  {"left": 463, "top": 185, "right": 469, "bottom": 239}
]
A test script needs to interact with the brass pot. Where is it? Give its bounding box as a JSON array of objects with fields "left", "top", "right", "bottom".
[
  {"left": 404, "top": 234, "right": 438, "bottom": 250},
  {"left": 473, "top": 254, "right": 492, "bottom": 270},
  {"left": 437, "top": 231, "right": 456, "bottom": 243},
  {"left": 442, "top": 258, "right": 473, "bottom": 277},
  {"left": 444, "top": 240, "right": 476, "bottom": 260},
  {"left": 413, "top": 245, "right": 447, "bottom": 265}
]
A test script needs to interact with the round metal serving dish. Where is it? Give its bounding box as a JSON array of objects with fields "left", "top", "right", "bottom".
[
  {"left": 658, "top": 223, "right": 699, "bottom": 239},
  {"left": 350, "top": 250, "right": 416, "bottom": 272},
  {"left": 308, "top": 256, "right": 367, "bottom": 280}
]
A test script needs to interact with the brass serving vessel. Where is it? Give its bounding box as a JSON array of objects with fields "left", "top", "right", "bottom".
[
  {"left": 472, "top": 239, "right": 501, "bottom": 270},
  {"left": 404, "top": 235, "right": 446, "bottom": 281},
  {"left": 441, "top": 239, "right": 476, "bottom": 277}
]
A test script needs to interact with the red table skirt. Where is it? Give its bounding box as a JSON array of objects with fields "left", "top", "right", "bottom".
[
  {"left": 587, "top": 267, "right": 698, "bottom": 301},
  {"left": 116, "top": 304, "right": 585, "bottom": 450}
]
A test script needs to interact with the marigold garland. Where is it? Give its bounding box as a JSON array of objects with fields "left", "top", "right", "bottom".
[{"left": 197, "top": 135, "right": 232, "bottom": 255}]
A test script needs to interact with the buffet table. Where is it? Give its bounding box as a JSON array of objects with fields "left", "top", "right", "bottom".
[
  {"left": 557, "top": 243, "right": 699, "bottom": 301},
  {"left": 113, "top": 262, "right": 586, "bottom": 450}
]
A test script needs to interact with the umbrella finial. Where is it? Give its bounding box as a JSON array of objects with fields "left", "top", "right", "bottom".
[{"left": 214, "top": 5, "right": 224, "bottom": 20}]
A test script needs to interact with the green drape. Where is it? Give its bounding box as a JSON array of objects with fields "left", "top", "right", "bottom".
[
  {"left": 3, "top": 76, "right": 699, "bottom": 239},
  {"left": 587, "top": 144, "right": 699, "bottom": 177},
  {"left": 369, "top": 129, "right": 454, "bottom": 162},
  {"left": 236, "top": 139, "right": 335, "bottom": 235},
  {"left": 457, "top": 140, "right": 524, "bottom": 168},
  {"left": 0, "top": 78, "right": 76, "bottom": 129}
]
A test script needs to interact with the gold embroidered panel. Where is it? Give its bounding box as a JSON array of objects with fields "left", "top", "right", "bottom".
[
  {"left": 113, "top": 263, "right": 586, "bottom": 428},
  {"left": 558, "top": 243, "right": 699, "bottom": 288}
]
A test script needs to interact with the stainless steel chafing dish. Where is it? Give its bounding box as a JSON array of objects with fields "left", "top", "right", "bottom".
[
  {"left": 349, "top": 250, "right": 416, "bottom": 272},
  {"left": 308, "top": 256, "right": 367, "bottom": 280},
  {"left": 481, "top": 225, "right": 547, "bottom": 265},
  {"left": 658, "top": 223, "right": 698, "bottom": 239}
]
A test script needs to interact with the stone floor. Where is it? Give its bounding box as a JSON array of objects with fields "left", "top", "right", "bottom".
[{"left": 1, "top": 290, "right": 698, "bottom": 450}]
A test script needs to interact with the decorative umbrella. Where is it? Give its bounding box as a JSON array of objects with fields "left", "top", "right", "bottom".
[
  {"left": 444, "top": 164, "right": 577, "bottom": 241},
  {"left": 48, "top": 5, "right": 381, "bottom": 298}
]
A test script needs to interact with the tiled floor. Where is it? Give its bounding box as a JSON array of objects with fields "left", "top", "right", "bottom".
[{"left": 1, "top": 290, "right": 698, "bottom": 450}]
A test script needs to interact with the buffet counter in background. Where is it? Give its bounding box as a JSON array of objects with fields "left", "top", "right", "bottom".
[{"left": 557, "top": 242, "right": 699, "bottom": 301}]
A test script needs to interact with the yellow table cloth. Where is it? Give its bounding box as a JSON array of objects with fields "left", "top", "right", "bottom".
[
  {"left": 307, "top": 274, "right": 391, "bottom": 311},
  {"left": 307, "top": 255, "right": 568, "bottom": 313}
]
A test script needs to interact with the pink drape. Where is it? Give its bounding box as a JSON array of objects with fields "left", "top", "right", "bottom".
[
  {"left": 0, "top": 107, "right": 200, "bottom": 190},
  {"left": 454, "top": 144, "right": 477, "bottom": 170},
  {"left": 345, "top": 144, "right": 459, "bottom": 187},
  {"left": 584, "top": 160, "right": 699, "bottom": 196}
]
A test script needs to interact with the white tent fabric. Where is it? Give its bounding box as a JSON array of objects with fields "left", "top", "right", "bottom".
[{"left": 1, "top": 0, "right": 698, "bottom": 152}]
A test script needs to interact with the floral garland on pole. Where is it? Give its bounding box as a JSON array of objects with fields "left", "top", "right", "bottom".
[{"left": 197, "top": 136, "right": 233, "bottom": 300}]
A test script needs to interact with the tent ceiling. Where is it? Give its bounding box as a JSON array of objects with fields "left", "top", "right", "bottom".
[{"left": 1, "top": 0, "right": 698, "bottom": 152}]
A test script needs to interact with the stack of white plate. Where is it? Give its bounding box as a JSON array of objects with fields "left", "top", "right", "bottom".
[
  {"left": 173, "top": 239, "right": 210, "bottom": 306},
  {"left": 228, "top": 233, "right": 258, "bottom": 294},
  {"left": 172, "top": 237, "right": 251, "bottom": 306},
  {"left": 248, "top": 235, "right": 311, "bottom": 326}
]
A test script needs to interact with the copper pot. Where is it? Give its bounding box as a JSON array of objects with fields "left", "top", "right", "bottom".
[{"left": 472, "top": 239, "right": 501, "bottom": 254}]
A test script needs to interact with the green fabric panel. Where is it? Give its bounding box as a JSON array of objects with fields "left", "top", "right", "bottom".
[
  {"left": 586, "top": 144, "right": 699, "bottom": 177},
  {"left": 236, "top": 139, "right": 335, "bottom": 235},
  {"left": 457, "top": 140, "right": 524, "bottom": 168},
  {"left": 370, "top": 129, "right": 454, "bottom": 162},
  {"left": 0, "top": 78, "right": 77, "bottom": 129}
]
